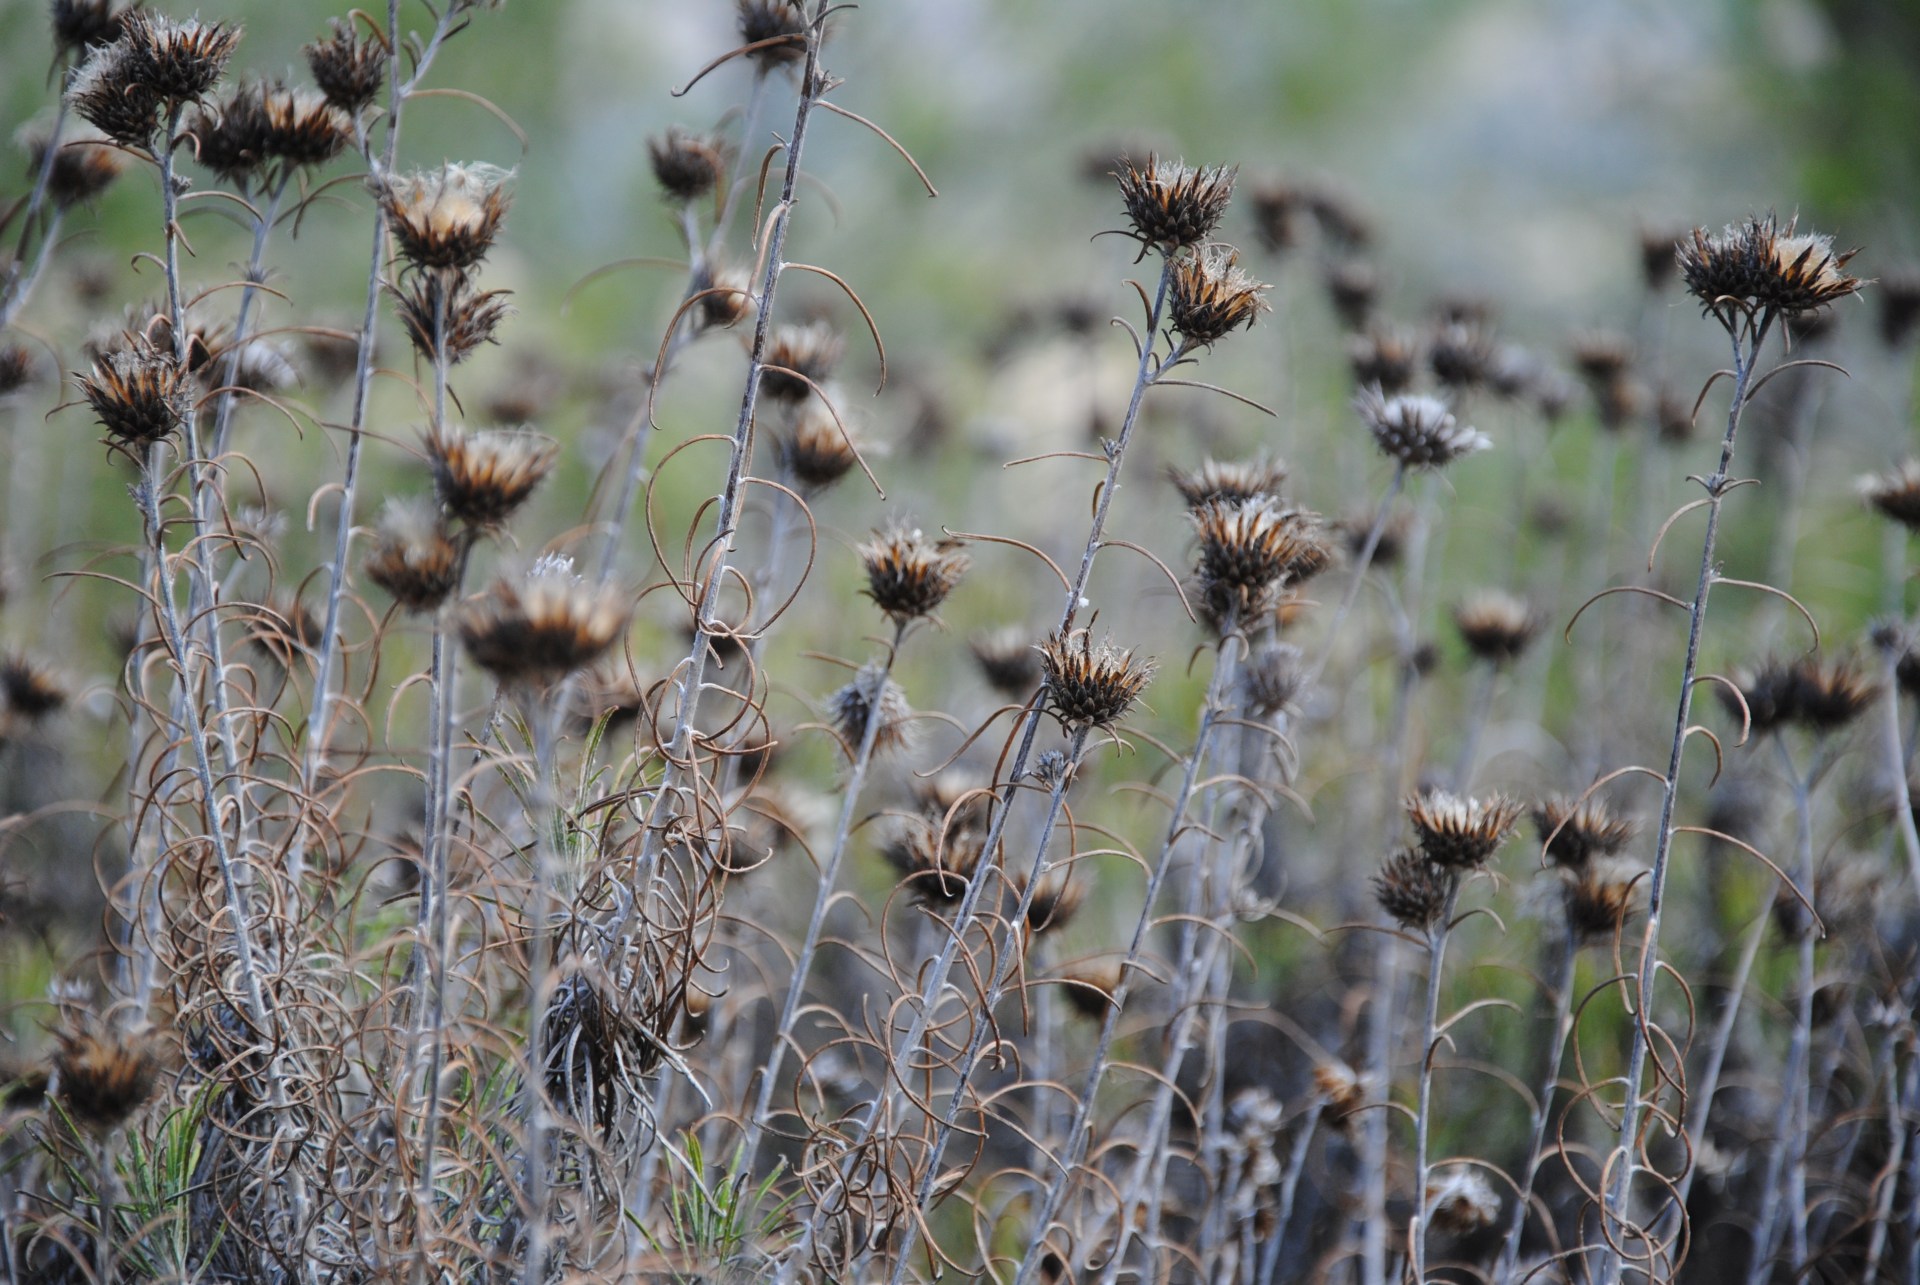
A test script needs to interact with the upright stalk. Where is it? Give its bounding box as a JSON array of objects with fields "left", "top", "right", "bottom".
[
  {"left": 1409, "top": 877, "right": 1462, "bottom": 1285},
  {"left": 1494, "top": 929, "right": 1579, "bottom": 1284}
]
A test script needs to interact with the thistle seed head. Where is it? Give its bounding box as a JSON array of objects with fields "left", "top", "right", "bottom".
[
  {"left": 881, "top": 814, "right": 987, "bottom": 907},
  {"left": 1113, "top": 154, "right": 1237, "bottom": 255},
  {"left": 1428, "top": 321, "right": 1495, "bottom": 391},
  {"left": 20, "top": 122, "right": 125, "bottom": 209},
  {"left": 1191, "top": 498, "right": 1331, "bottom": 621},
  {"left": 1570, "top": 329, "right": 1634, "bottom": 387},
  {"left": 1167, "top": 244, "right": 1270, "bottom": 347},
  {"left": 424, "top": 424, "right": 557, "bottom": 527},
  {"left": 1056, "top": 960, "right": 1123, "bottom": 1021},
  {"left": 1561, "top": 862, "right": 1645, "bottom": 946},
  {"left": 969, "top": 626, "right": 1041, "bottom": 698},
  {"left": 1678, "top": 215, "right": 1862, "bottom": 323},
  {"left": 1877, "top": 265, "right": 1920, "bottom": 348},
  {"left": 458, "top": 557, "right": 629, "bottom": 688},
  {"left": 1451, "top": 589, "right": 1540, "bottom": 666},
  {"left": 185, "top": 81, "right": 272, "bottom": 185},
  {"left": 1323, "top": 258, "right": 1377, "bottom": 331},
  {"left": 67, "top": 40, "right": 162, "bottom": 146},
  {"left": 50, "top": 1018, "right": 160, "bottom": 1132},
  {"left": 1355, "top": 386, "right": 1490, "bottom": 469},
  {"left": 697, "top": 262, "right": 755, "bottom": 330},
  {"left": 1859, "top": 460, "right": 1920, "bottom": 531},
  {"left": 363, "top": 497, "right": 462, "bottom": 614},
  {"left": 649, "top": 127, "right": 727, "bottom": 203},
  {"left": 1166, "top": 455, "right": 1288, "bottom": 510},
  {"left": 1241, "top": 643, "right": 1304, "bottom": 718},
  {"left": 827, "top": 663, "right": 911, "bottom": 756},
  {"left": 1346, "top": 325, "right": 1420, "bottom": 394},
  {"left": 759, "top": 320, "right": 843, "bottom": 403},
  {"left": 1532, "top": 795, "right": 1638, "bottom": 870},
  {"left": 0, "top": 344, "right": 35, "bottom": 396},
  {"left": 119, "top": 11, "right": 241, "bottom": 107},
  {"left": 857, "top": 522, "right": 969, "bottom": 623},
  {"left": 1723, "top": 654, "right": 1876, "bottom": 737},
  {"left": 1424, "top": 1167, "right": 1501, "bottom": 1236},
  {"left": 776, "top": 395, "right": 860, "bottom": 493},
  {"left": 1373, "top": 849, "right": 1450, "bottom": 931},
  {"left": 258, "top": 84, "right": 351, "bottom": 171},
  {"left": 51, "top": 0, "right": 130, "bottom": 61},
  {"left": 1406, "top": 789, "right": 1521, "bottom": 869},
  {"left": 380, "top": 163, "right": 512, "bottom": 272},
  {"left": 1038, "top": 630, "right": 1155, "bottom": 731},
  {"left": 1639, "top": 226, "right": 1684, "bottom": 290},
  {"left": 79, "top": 339, "right": 191, "bottom": 448},
  {"left": 1, "top": 653, "right": 70, "bottom": 721},
  {"left": 1017, "top": 871, "right": 1085, "bottom": 936},
  {"left": 394, "top": 271, "right": 512, "bottom": 366},
  {"left": 1311, "top": 1059, "right": 1367, "bottom": 1129},
  {"left": 304, "top": 18, "right": 388, "bottom": 116},
  {"left": 737, "top": 0, "right": 811, "bottom": 69}
]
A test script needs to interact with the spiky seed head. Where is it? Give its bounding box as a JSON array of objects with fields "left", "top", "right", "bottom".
[
  {"left": 79, "top": 340, "right": 191, "bottom": 448},
  {"left": 1113, "top": 154, "right": 1237, "bottom": 254},
  {"left": 649, "top": 127, "right": 726, "bottom": 202},
  {"left": 458, "top": 556, "right": 628, "bottom": 688},
  {"left": 969, "top": 626, "right": 1041, "bottom": 698},
  {"left": 857, "top": 523, "right": 969, "bottom": 623},
  {"left": 1241, "top": 643, "right": 1304, "bottom": 718},
  {"left": 67, "top": 40, "right": 162, "bottom": 145},
  {"left": 244, "top": 596, "right": 322, "bottom": 672},
  {"left": 1192, "top": 498, "right": 1331, "bottom": 622},
  {"left": 216, "top": 338, "right": 297, "bottom": 395},
  {"left": 1247, "top": 178, "right": 1304, "bottom": 254},
  {"left": 827, "top": 663, "right": 911, "bottom": 756},
  {"left": 1487, "top": 343, "right": 1537, "bottom": 400},
  {"left": 51, "top": 0, "right": 129, "bottom": 59},
  {"left": 258, "top": 84, "right": 350, "bottom": 170},
  {"left": 1373, "top": 849, "right": 1450, "bottom": 930},
  {"left": 20, "top": 122, "right": 125, "bottom": 208},
  {"left": 1593, "top": 375, "right": 1644, "bottom": 432},
  {"left": 1336, "top": 506, "right": 1408, "bottom": 568},
  {"left": 185, "top": 81, "right": 272, "bottom": 185},
  {"left": 1639, "top": 226, "right": 1684, "bottom": 290},
  {"left": 1532, "top": 795, "right": 1638, "bottom": 870},
  {"left": 1018, "top": 871, "right": 1085, "bottom": 936},
  {"left": 1167, "top": 244, "right": 1270, "bottom": 347},
  {"left": 1425, "top": 1167, "right": 1501, "bottom": 1235},
  {"left": 379, "top": 163, "right": 512, "bottom": 272},
  {"left": 759, "top": 320, "right": 843, "bottom": 403},
  {"left": 1723, "top": 654, "right": 1877, "bottom": 737},
  {"left": 1056, "top": 960, "right": 1123, "bottom": 1021},
  {"left": 1452, "top": 589, "right": 1540, "bottom": 666},
  {"left": 1570, "top": 329, "right": 1634, "bottom": 387},
  {"left": 1354, "top": 385, "right": 1490, "bottom": 469},
  {"left": 1562, "top": 862, "right": 1645, "bottom": 946},
  {"left": 1347, "top": 325, "right": 1419, "bottom": 394},
  {"left": 1323, "top": 258, "right": 1377, "bottom": 331},
  {"left": 1678, "top": 215, "right": 1862, "bottom": 322},
  {"left": 1, "top": 653, "right": 69, "bottom": 720},
  {"left": 1166, "top": 455, "right": 1288, "bottom": 510},
  {"left": 304, "top": 18, "right": 387, "bottom": 115},
  {"left": 119, "top": 11, "right": 241, "bottom": 105},
  {"left": 0, "top": 344, "right": 36, "bottom": 396},
  {"left": 1876, "top": 266, "right": 1920, "bottom": 348},
  {"left": 1305, "top": 182, "right": 1373, "bottom": 247},
  {"left": 363, "top": 498, "right": 461, "bottom": 613},
  {"left": 1406, "top": 789, "right": 1521, "bottom": 869},
  {"left": 697, "top": 262, "right": 755, "bottom": 330},
  {"left": 1428, "top": 321, "right": 1495, "bottom": 390},
  {"left": 736, "top": 0, "right": 810, "bottom": 68},
  {"left": 50, "top": 1020, "right": 159, "bottom": 1131},
  {"left": 1039, "top": 630, "right": 1155, "bottom": 731},
  {"left": 1859, "top": 460, "right": 1920, "bottom": 531},
  {"left": 394, "top": 272, "right": 512, "bottom": 366},
  {"left": 1312, "top": 1060, "right": 1367, "bottom": 1128},
  {"left": 777, "top": 395, "right": 860, "bottom": 493},
  {"left": 881, "top": 815, "right": 987, "bottom": 907},
  {"left": 1654, "top": 387, "right": 1696, "bottom": 443},
  {"left": 424, "top": 424, "right": 556, "bottom": 527}
]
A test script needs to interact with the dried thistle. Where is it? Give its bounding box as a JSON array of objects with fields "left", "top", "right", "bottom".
[
  {"left": 363, "top": 498, "right": 462, "bottom": 614},
  {"left": 1347, "top": 325, "right": 1419, "bottom": 394},
  {"left": 760, "top": 320, "right": 844, "bottom": 402},
  {"left": 258, "top": 83, "right": 351, "bottom": 171},
  {"left": 1406, "top": 789, "right": 1521, "bottom": 869},
  {"left": 1017, "top": 871, "right": 1085, "bottom": 936},
  {"left": 185, "top": 81, "right": 272, "bottom": 185},
  {"left": 737, "top": 0, "right": 811, "bottom": 68},
  {"left": 50, "top": 1019, "right": 160, "bottom": 1132},
  {"left": 827, "top": 663, "right": 911, "bottom": 756},
  {"left": 304, "top": 17, "right": 387, "bottom": 116},
  {"left": 424, "top": 424, "right": 557, "bottom": 527},
  {"left": 1056, "top": 960, "right": 1123, "bottom": 1021},
  {"left": 969, "top": 626, "right": 1041, "bottom": 698},
  {"left": 1639, "top": 226, "right": 1684, "bottom": 291},
  {"left": 1877, "top": 265, "right": 1920, "bottom": 348},
  {"left": 1166, "top": 455, "right": 1288, "bottom": 509},
  {"left": 698, "top": 262, "right": 755, "bottom": 330},
  {"left": 1241, "top": 643, "right": 1304, "bottom": 717},
  {"left": 1428, "top": 321, "right": 1495, "bottom": 390},
  {"left": 1324, "top": 258, "right": 1377, "bottom": 331},
  {"left": 1859, "top": 460, "right": 1920, "bottom": 531},
  {"left": 1532, "top": 795, "right": 1638, "bottom": 870},
  {"left": 1167, "top": 244, "right": 1270, "bottom": 347},
  {"left": 1312, "top": 1059, "right": 1367, "bottom": 1129},
  {"left": 394, "top": 271, "right": 513, "bottom": 365},
  {"left": 1424, "top": 1167, "right": 1501, "bottom": 1235},
  {"left": 1678, "top": 214, "right": 1862, "bottom": 322},
  {"left": 1336, "top": 505, "right": 1408, "bottom": 567},
  {"left": 50, "top": 0, "right": 130, "bottom": 61},
  {"left": 1373, "top": 849, "right": 1450, "bottom": 931},
  {"left": 1, "top": 653, "right": 70, "bottom": 721},
  {"left": 20, "top": 123, "right": 124, "bottom": 209},
  {"left": 380, "top": 163, "right": 512, "bottom": 272},
  {"left": 67, "top": 40, "right": 161, "bottom": 146},
  {"left": 881, "top": 815, "right": 988, "bottom": 907},
  {"left": 1570, "top": 329, "right": 1634, "bottom": 387},
  {"left": 0, "top": 344, "right": 37, "bottom": 396},
  {"left": 1451, "top": 589, "right": 1540, "bottom": 666},
  {"left": 777, "top": 395, "right": 860, "bottom": 493},
  {"left": 119, "top": 11, "right": 241, "bottom": 107},
  {"left": 1355, "top": 386, "right": 1490, "bottom": 469},
  {"left": 458, "top": 556, "right": 629, "bottom": 689},
  {"left": 1191, "top": 498, "right": 1331, "bottom": 621},
  {"left": 649, "top": 127, "right": 727, "bottom": 202},
  {"left": 1722, "top": 654, "right": 1876, "bottom": 737},
  {"left": 857, "top": 523, "right": 969, "bottom": 623},
  {"left": 1113, "top": 154, "right": 1237, "bottom": 255},
  {"left": 1038, "top": 629, "right": 1155, "bottom": 731},
  {"left": 79, "top": 340, "right": 191, "bottom": 448},
  {"left": 1562, "top": 862, "right": 1645, "bottom": 946}
]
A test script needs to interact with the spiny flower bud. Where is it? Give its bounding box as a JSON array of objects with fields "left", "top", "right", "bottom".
[
  {"left": 1113, "top": 155, "right": 1236, "bottom": 255},
  {"left": 1451, "top": 589, "right": 1540, "bottom": 666},
  {"left": 1532, "top": 795, "right": 1638, "bottom": 871},
  {"left": 394, "top": 271, "right": 512, "bottom": 365},
  {"left": 649, "top": 127, "right": 726, "bottom": 203},
  {"left": 424, "top": 424, "right": 557, "bottom": 527},
  {"left": 1678, "top": 215, "right": 1862, "bottom": 323},
  {"left": 304, "top": 18, "right": 387, "bottom": 116},
  {"left": 1373, "top": 849, "right": 1449, "bottom": 931},
  {"left": 458, "top": 556, "right": 628, "bottom": 689},
  {"left": 380, "top": 163, "right": 512, "bottom": 272},
  {"left": 1039, "top": 629, "right": 1155, "bottom": 731},
  {"left": 969, "top": 626, "right": 1040, "bottom": 698},
  {"left": 363, "top": 498, "right": 462, "bottom": 613},
  {"left": 759, "top": 320, "right": 843, "bottom": 403},
  {"left": 1406, "top": 789, "right": 1521, "bottom": 869},
  {"left": 1168, "top": 244, "right": 1270, "bottom": 347},
  {"left": 1354, "top": 386, "right": 1490, "bottom": 470},
  {"left": 827, "top": 663, "right": 911, "bottom": 756},
  {"left": 1166, "top": 456, "right": 1287, "bottom": 510},
  {"left": 79, "top": 340, "right": 191, "bottom": 448},
  {"left": 857, "top": 522, "right": 969, "bottom": 624}
]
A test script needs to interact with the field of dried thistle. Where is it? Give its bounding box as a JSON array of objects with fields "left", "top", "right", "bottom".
[{"left": 1, "top": 1, "right": 1918, "bottom": 1282}]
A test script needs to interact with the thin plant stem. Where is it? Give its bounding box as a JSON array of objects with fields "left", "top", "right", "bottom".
[
  {"left": 1410, "top": 876, "right": 1463, "bottom": 1285},
  {"left": 521, "top": 695, "right": 565, "bottom": 1285},
  {"left": 1494, "top": 929, "right": 1579, "bottom": 1285},
  {"left": 1451, "top": 662, "right": 1499, "bottom": 791},
  {"left": 1303, "top": 462, "right": 1406, "bottom": 691}
]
